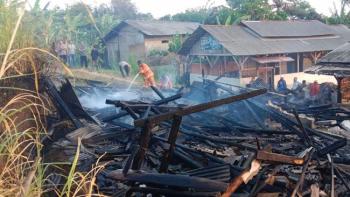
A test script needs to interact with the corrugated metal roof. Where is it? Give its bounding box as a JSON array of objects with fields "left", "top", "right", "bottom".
[
  {"left": 104, "top": 20, "right": 199, "bottom": 41},
  {"left": 178, "top": 22, "right": 350, "bottom": 56},
  {"left": 305, "top": 65, "right": 350, "bottom": 76},
  {"left": 318, "top": 42, "right": 350, "bottom": 65},
  {"left": 241, "top": 20, "right": 335, "bottom": 38}
]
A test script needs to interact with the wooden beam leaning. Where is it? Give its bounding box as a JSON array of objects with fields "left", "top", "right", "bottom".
[
  {"left": 160, "top": 115, "right": 183, "bottom": 173},
  {"left": 131, "top": 121, "right": 153, "bottom": 170},
  {"left": 134, "top": 88, "right": 267, "bottom": 127}
]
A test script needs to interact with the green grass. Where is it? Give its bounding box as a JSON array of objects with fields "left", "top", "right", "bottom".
[{"left": 0, "top": 1, "right": 104, "bottom": 196}]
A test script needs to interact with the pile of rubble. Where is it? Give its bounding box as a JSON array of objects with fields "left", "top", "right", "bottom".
[{"left": 42, "top": 77, "right": 350, "bottom": 197}]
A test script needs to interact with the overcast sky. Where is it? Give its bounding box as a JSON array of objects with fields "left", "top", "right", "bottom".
[{"left": 34, "top": 0, "right": 340, "bottom": 18}]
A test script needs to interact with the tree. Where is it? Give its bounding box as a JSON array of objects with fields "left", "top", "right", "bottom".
[
  {"left": 283, "top": 0, "right": 323, "bottom": 20},
  {"left": 226, "top": 0, "right": 274, "bottom": 21},
  {"left": 171, "top": 8, "right": 210, "bottom": 23},
  {"left": 111, "top": 0, "right": 138, "bottom": 20},
  {"left": 327, "top": 0, "right": 350, "bottom": 24}
]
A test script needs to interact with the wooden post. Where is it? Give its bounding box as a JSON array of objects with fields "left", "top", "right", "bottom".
[
  {"left": 335, "top": 76, "right": 344, "bottom": 104},
  {"left": 159, "top": 115, "right": 183, "bottom": 173},
  {"left": 132, "top": 121, "right": 153, "bottom": 170},
  {"left": 297, "top": 53, "right": 300, "bottom": 72},
  {"left": 232, "top": 56, "right": 248, "bottom": 85}
]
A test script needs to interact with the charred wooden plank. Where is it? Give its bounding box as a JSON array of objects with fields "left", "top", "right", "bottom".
[
  {"left": 317, "top": 138, "right": 347, "bottom": 157},
  {"left": 174, "top": 148, "right": 204, "bottom": 168},
  {"left": 108, "top": 170, "right": 228, "bottom": 192},
  {"left": 291, "top": 148, "right": 315, "bottom": 197},
  {"left": 43, "top": 77, "right": 83, "bottom": 128},
  {"left": 151, "top": 85, "right": 165, "bottom": 99},
  {"left": 134, "top": 89, "right": 267, "bottom": 127},
  {"left": 104, "top": 93, "right": 182, "bottom": 122},
  {"left": 292, "top": 109, "right": 313, "bottom": 147},
  {"left": 256, "top": 150, "right": 305, "bottom": 165},
  {"left": 222, "top": 159, "right": 262, "bottom": 197},
  {"left": 126, "top": 187, "right": 219, "bottom": 197}
]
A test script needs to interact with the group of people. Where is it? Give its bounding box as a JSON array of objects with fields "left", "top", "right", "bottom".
[
  {"left": 119, "top": 60, "right": 173, "bottom": 89},
  {"left": 51, "top": 40, "right": 99, "bottom": 68},
  {"left": 276, "top": 77, "right": 332, "bottom": 104}
]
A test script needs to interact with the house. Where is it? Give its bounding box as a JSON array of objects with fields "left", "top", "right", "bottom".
[
  {"left": 104, "top": 20, "right": 199, "bottom": 66},
  {"left": 178, "top": 20, "right": 350, "bottom": 88},
  {"left": 306, "top": 42, "right": 350, "bottom": 102}
]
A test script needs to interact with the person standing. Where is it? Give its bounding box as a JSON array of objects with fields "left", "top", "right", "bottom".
[
  {"left": 50, "top": 42, "right": 57, "bottom": 56},
  {"left": 277, "top": 77, "right": 287, "bottom": 93},
  {"left": 291, "top": 77, "right": 301, "bottom": 91},
  {"left": 310, "top": 80, "right": 320, "bottom": 104},
  {"left": 159, "top": 75, "right": 173, "bottom": 89},
  {"left": 138, "top": 60, "right": 156, "bottom": 87},
  {"left": 58, "top": 40, "right": 68, "bottom": 64},
  {"left": 91, "top": 45, "right": 99, "bottom": 68},
  {"left": 79, "top": 43, "right": 88, "bottom": 68},
  {"left": 119, "top": 61, "right": 131, "bottom": 78},
  {"left": 68, "top": 40, "right": 76, "bottom": 67}
]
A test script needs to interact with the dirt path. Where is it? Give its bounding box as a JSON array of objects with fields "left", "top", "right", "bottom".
[{"left": 66, "top": 68, "right": 142, "bottom": 87}]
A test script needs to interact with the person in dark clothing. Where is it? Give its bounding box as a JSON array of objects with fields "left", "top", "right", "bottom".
[
  {"left": 79, "top": 43, "right": 88, "bottom": 68},
  {"left": 91, "top": 45, "right": 99, "bottom": 68}
]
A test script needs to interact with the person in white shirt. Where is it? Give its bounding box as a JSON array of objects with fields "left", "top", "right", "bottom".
[{"left": 291, "top": 77, "right": 301, "bottom": 91}]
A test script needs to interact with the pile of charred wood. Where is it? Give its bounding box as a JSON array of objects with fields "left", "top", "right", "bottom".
[{"left": 42, "top": 77, "right": 350, "bottom": 197}]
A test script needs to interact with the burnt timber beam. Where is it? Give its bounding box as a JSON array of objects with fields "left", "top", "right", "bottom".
[
  {"left": 43, "top": 77, "right": 83, "bottom": 128},
  {"left": 291, "top": 149, "right": 314, "bottom": 197},
  {"left": 104, "top": 93, "right": 182, "bottom": 122},
  {"left": 151, "top": 85, "right": 165, "bottom": 99},
  {"left": 207, "top": 80, "right": 266, "bottom": 129},
  {"left": 160, "top": 115, "right": 182, "bottom": 173},
  {"left": 125, "top": 187, "right": 219, "bottom": 197},
  {"left": 317, "top": 138, "right": 347, "bottom": 157},
  {"left": 131, "top": 121, "right": 153, "bottom": 170},
  {"left": 108, "top": 170, "right": 228, "bottom": 192},
  {"left": 292, "top": 109, "right": 313, "bottom": 147},
  {"left": 134, "top": 89, "right": 267, "bottom": 127},
  {"left": 256, "top": 150, "right": 305, "bottom": 165}
]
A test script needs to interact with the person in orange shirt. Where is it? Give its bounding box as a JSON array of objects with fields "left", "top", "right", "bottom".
[{"left": 138, "top": 60, "right": 156, "bottom": 87}]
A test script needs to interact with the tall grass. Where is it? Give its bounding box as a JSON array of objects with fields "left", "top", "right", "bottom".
[{"left": 0, "top": 1, "right": 104, "bottom": 196}]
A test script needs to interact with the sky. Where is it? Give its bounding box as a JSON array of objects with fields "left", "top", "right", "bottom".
[{"left": 35, "top": 0, "right": 340, "bottom": 18}]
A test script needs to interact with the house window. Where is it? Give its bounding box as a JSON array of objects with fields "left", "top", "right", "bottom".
[
  {"left": 161, "top": 40, "right": 169, "bottom": 43},
  {"left": 287, "top": 62, "right": 297, "bottom": 73}
]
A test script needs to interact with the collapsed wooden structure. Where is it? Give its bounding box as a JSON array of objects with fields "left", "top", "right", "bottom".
[{"left": 41, "top": 77, "right": 350, "bottom": 197}]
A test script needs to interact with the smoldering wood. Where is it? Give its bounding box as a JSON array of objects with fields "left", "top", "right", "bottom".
[
  {"left": 42, "top": 75, "right": 350, "bottom": 197},
  {"left": 43, "top": 77, "right": 83, "bottom": 128},
  {"left": 134, "top": 89, "right": 267, "bottom": 127}
]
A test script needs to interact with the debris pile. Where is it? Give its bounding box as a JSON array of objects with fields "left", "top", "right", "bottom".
[{"left": 42, "top": 77, "right": 350, "bottom": 197}]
